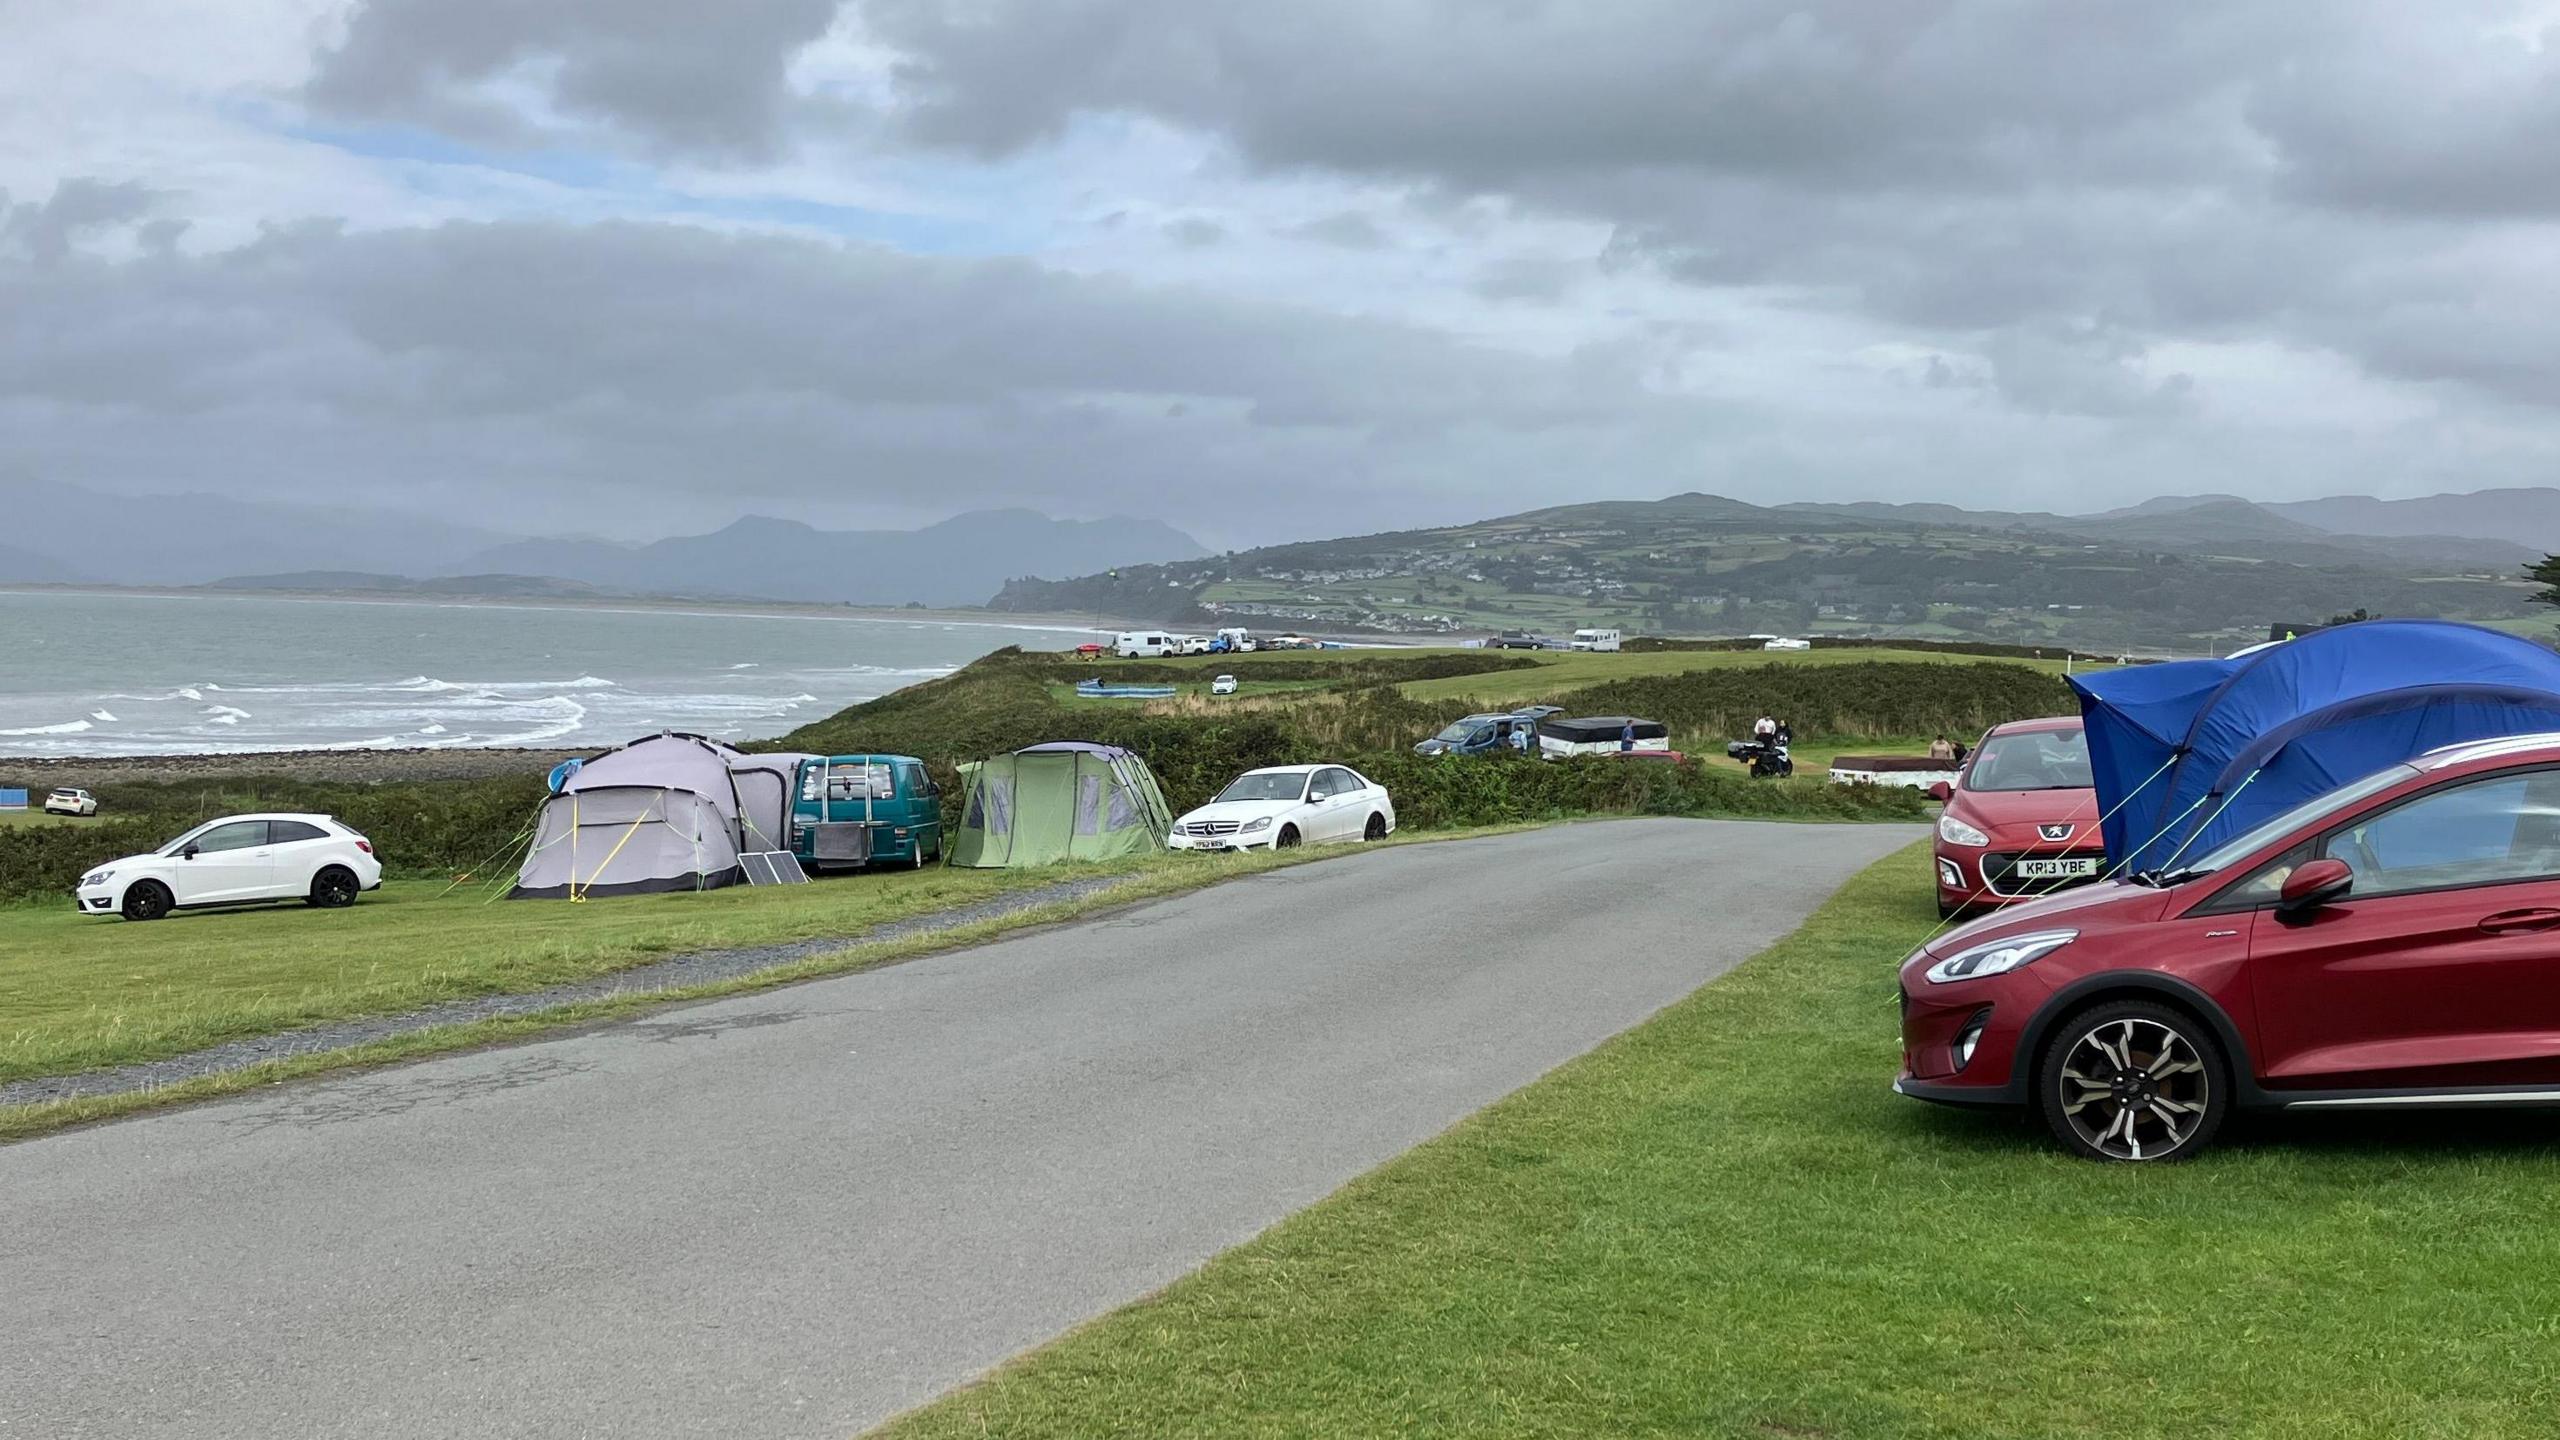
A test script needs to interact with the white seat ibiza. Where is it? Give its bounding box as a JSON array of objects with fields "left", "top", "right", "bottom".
[
  {"left": 75, "top": 812, "right": 383, "bottom": 921},
  {"left": 1168, "top": 764, "right": 1396, "bottom": 851}
]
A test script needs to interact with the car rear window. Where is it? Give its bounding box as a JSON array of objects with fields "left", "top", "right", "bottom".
[{"left": 1965, "top": 729, "right": 2093, "bottom": 792}]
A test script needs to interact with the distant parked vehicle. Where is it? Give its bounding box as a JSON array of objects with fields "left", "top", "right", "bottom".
[
  {"left": 1168, "top": 765, "right": 1395, "bottom": 851},
  {"left": 1114, "top": 630, "right": 1177, "bottom": 658},
  {"left": 1570, "top": 628, "right": 1623, "bottom": 652},
  {"left": 1763, "top": 637, "right": 1813, "bottom": 651},
  {"left": 1416, "top": 711, "right": 1543, "bottom": 756},
  {"left": 789, "top": 755, "right": 941, "bottom": 870},
  {"left": 1178, "top": 635, "right": 1214, "bottom": 655},
  {"left": 75, "top": 813, "right": 380, "bottom": 921},
  {"left": 42, "top": 787, "right": 98, "bottom": 817},
  {"left": 1540, "top": 716, "right": 1672, "bottom": 758},
  {"left": 1486, "top": 631, "right": 1544, "bottom": 650},
  {"left": 1073, "top": 642, "right": 1107, "bottom": 661},
  {"left": 1211, "top": 674, "right": 1239, "bottom": 695}
]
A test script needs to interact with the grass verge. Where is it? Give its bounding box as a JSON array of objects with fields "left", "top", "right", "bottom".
[
  {"left": 0, "top": 826, "right": 1544, "bottom": 1144},
  {"left": 875, "top": 841, "right": 2560, "bottom": 1440},
  {"left": 0, "top": 861, "right": 1190, "bottom": 1084}
]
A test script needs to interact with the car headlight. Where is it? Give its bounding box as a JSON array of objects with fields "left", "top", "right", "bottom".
[
  {"left": 1937, "top": 813, "right": 1990, "bottom": 848},
  {"left": 1924, "top": 930, "right": 2077, "bottom": 985},
  {"left": 80, "top": 869, "right": 112, "bottom": 887},
  {"left": 1241, "top": 816, "right": 1272, "bottom": 832}
]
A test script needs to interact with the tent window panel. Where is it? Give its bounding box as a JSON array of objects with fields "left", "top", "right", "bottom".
[
  {"left": 982, "top": 777, "right": 1014, "bottom": 837},
  {"left": 1076, "top": 773, "right": 1103, "bottom": 835},
  {"left": 1105, "top": 779, "right": 1138, "bottom": 830}
]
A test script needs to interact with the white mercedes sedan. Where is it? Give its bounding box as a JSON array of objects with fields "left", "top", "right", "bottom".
[{"left": 1168, "top": 764, "right": 1396, "bottom": 851}]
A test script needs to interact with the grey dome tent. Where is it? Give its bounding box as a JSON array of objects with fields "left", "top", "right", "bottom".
[{"left": 510, "top": 733, "right": 816, "bottom": 899}]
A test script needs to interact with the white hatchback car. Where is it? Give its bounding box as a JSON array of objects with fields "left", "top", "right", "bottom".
[
  {"left": 42, "top": 787, "right": 98, "bottom": 816},
  {"left": 76, "top": 812, "right": 382, "bottom": 921},
  {"left": 1168, "top": 764, "right": 1395, "bottom": 852}
]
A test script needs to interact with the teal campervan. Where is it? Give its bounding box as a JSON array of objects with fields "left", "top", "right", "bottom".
[{"left": 790, "top": 754, "right": 943, "bottom": 869}]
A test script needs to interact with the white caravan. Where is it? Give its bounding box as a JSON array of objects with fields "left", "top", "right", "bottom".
[{"left": 1570, "top": 628, "right": 1623, "bottom": 652}]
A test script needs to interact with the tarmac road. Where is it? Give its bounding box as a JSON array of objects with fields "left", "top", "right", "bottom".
[{"left": 1, "top": 818, "right": 1920, "bottom": 1439}]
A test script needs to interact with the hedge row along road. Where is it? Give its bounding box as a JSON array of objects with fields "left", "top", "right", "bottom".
[{"left": 0, "top": 818, "right": 1920, "bottom": 1439}]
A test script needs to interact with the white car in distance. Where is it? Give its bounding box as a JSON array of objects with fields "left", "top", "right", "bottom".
[
  {"left": 42, "top": 787, "right": 98, "bottom": 816},
  {"left": 1168, "top": 765, "right": 1395, "bottom": 852},
  {"left": 76, "top": 812, "right": 383, "bottom": 921},
  {"left": 1211, "top": 674, "right": 1239, "bottom": 695}
]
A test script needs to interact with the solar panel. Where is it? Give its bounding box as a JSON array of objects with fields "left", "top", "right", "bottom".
[{"left": 739, "top": 850, "right": 810, "bottom": 886}]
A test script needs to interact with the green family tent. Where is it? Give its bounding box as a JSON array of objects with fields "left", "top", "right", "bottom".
[{"left": 947, "top": 742, "right": 1174, "bottom": 867}]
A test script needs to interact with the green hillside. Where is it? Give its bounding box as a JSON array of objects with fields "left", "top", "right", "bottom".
[{"left": 989, "top": 492, "right": 2542, "bottom": 651}]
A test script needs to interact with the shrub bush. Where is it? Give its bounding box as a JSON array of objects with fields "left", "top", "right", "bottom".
[{"left": 1548, "top": 661, "right": 2073, "bottom": 742}]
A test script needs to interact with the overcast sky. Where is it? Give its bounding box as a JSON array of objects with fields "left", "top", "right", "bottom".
[{"left": 9, "top": 1, "right": 2560, "bottom": 549}]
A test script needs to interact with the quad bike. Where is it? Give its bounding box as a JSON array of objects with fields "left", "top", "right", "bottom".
[{"left": 1725, "top": 739, "right": 1796, "bottom": 779}]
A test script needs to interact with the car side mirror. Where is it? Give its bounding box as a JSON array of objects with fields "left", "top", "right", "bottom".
[
  {"left": 1927, "top": 781, "right": 1953, "bottom": 802},
  {"left": 181, "top": 844, "right": 199, "bottom": 859},
  {"left": 2278, "top": 857, "right": 2354, "bottom": 915}
]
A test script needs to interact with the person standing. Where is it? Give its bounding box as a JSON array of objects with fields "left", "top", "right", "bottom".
[
  {"left": 1620, "top": 719, "right": 1637, "bottom": 753},
  {"left": 1928, "top": 734, "right": 1957, "bottom": 761}
]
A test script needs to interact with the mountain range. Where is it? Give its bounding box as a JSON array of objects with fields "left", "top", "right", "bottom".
[
  {"left": 0, "top": 480, "right": 1206, "bottom": 607},
  {"left": 453, "top": 509, "right": 1205, "bottom": 607}
]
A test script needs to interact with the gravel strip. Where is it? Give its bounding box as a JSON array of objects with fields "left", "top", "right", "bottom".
[{"left": 1, "top": 874, "right": 1138, "bottom": 1110}]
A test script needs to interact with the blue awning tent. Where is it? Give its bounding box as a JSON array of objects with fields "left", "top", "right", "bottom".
[{"left": 2070, "top": 621, "right": 2560, "bottom": 873}]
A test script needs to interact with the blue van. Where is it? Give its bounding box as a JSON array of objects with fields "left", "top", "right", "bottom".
[{"left": 790, "top": 755, "right": 943, "bottom": 870}]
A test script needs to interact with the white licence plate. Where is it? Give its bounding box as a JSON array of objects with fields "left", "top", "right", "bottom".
[{"left": 2014, "top": 857, "right": 2100, "bottom": 880}]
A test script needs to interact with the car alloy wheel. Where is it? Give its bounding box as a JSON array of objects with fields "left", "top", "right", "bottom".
[
  {"left": 122, "top": 881, "right": 172, "bottom": 922},
  {"left": 1276, "top": 824, "right": 1301, "bottom": 849},
  {"left": 2038, "top": 1000, "right": 2226, "bottom": 1163},
  {"left": 1364, "top": 813, "right": 1387, "bottom": 842},
  {"left": 310, "top": 866, "right": 360, "bottom": 908}
]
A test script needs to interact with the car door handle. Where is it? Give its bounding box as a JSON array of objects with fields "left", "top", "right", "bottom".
[{"left": 2479, "top": 908, "right": 2560, "bottom": 935}]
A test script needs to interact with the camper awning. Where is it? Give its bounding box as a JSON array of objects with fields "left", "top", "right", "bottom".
[{"left": 2072, "top": 620, "right": 2560, "bottom": 871}]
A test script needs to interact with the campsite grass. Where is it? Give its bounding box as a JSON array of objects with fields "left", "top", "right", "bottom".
[
  {"left": 876, "top": 842, "right": 2560, "bottom": 1440},
  {"left": 0, "top": 859, "right": 1202, "bottom": 1086}
]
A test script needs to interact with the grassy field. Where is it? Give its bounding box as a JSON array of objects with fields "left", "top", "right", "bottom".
[
  {"left": 0, "top": 857, "right": 1223, "bottom": 1084},
  {"left": 0, "top": 809, "right": 89, "bottom": 829},
  {"left": 879, "top": 844, "right": 2560, "bottom": 1440}
]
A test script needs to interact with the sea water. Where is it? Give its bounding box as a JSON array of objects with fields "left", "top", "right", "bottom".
[{"left": 0, "top": 590, "right": 1092, "bottom": 755}]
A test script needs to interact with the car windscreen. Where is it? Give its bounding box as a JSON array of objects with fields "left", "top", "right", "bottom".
[
  {"left": 2185, "top": 763, "right": 2419, "bottom": 875},
  {"left": 1432, "top": 721, "right": 1491, "bottom": 743},
  {"left": 1216, "top": 772, "right": 1308, "bottom": 803},
  {"left": 1964, "top": 729, "right": 2094, "bottom": 792},
  {"left": 158, "top": 821, "right": 214, "bottom": 856}
]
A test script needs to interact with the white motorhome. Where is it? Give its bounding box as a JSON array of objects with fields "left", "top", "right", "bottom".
[
  {"left": 1570, "top": 628, "right": 1623, "bottom": 652},
  {"left": 1762, "top": 637, "right": 1812, "bottom": 651},
  {"left": 1114, "top": 630, "right": 1177, "bottom": 658}
]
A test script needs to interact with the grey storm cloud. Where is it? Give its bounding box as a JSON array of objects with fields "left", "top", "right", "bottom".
[
  {"left": 1, "top": 194, "right": 1691, "bottom": 539},
  {"left": 854, "top": 0, "right": 2560, "bottom": 418},
  {"left": 304, "top": 0, "right": 844, "bottom": 159}
]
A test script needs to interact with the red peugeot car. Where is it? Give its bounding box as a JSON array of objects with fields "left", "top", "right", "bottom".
[
  {"left": 1931, "top": 716, "right": 2105, "bottom": 918},
  {"left": 1899, "top": 733, "right": 2560, "bottom": 1162}
]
